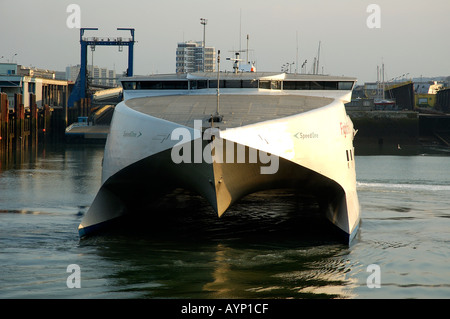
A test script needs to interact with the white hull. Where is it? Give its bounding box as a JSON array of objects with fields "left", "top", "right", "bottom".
[{"left": 79, "top": 72, "right": 360, "bottom": 242}]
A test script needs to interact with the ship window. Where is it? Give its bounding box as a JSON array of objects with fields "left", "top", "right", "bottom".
[
  {"left": 282, "top": 81, "right": 310, "bottom": 90},
  {"left": 259, "top": 80, "right": 281, "bottom": 90},
  {"left": 242, "top": 80, "right": 258, "bottom": 88},
  {"left": 208, "top": 80, "right": 258, "bottom": 89},
  {"left": 223, "top": 80, "right": 241, "bottom": 88},
  {"left": 310, "top": 81, "right": 323, "bottom": 90},
  {"left": 321, "top": 81, "right": 338, "bottom": 90},
  {"left": 282, "top": 81, "right": 296, "bottom": 90},
  {"left": 338, "top": 81, "right": 354, "bottom": 90},
  {"left": 282, "top": 80, "right": 352, "bottom": 90},
  {"left": 271, "top": 81, "right": 281, "bottom": 90},
  {"left": 259, "top": 80, "right": 271, "bottom": 89},
  {"left": 138, "top": 81, "right": 162, "bottom": 89},
  {"left": 190, "top": 80, "right": 208, "bottom": 89},
  {"left": 209, "top": 80, "right": 224, "bottom": 89},
  {"left": 122, "top": 81, "right": 136, "bottom": 90},
  {"left": 135, "top": 81, "right": 188, "bottom": 90},
  {"left": 162, "top": 81, "right": 188, "bottom": 89}
]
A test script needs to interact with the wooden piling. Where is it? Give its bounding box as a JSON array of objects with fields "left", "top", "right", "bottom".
[
  {"left": 1, "top": 93, "right": 10, "bottom": 153},
  {"left": 30, "top": 93, "right": 38, "bottom": 147},
  {"left": 14, "top": 93, "right": 25, "bottom": 150},
  {"left": 43, "top": 104, "right": 51, "bottom": 136}
]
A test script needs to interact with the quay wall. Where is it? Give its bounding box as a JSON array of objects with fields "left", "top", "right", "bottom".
[{"left": 348, "top": 110, "right": 419, "bottom": 146}]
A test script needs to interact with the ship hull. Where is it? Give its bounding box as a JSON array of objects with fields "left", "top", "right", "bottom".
[{"left": 79, "top": 97, "right": 360, "bottom": 243}]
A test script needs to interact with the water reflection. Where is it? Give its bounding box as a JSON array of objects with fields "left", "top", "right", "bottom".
[
  {"left": 0, "top": 145, "right": 38, "bottom": 172},
  {"left": 79, "top": 191, "right": 360, "bottom": 299},
  {"left": 202, "top": 243, "right": 358, "bottom": 299},
  {"left": 82, "top": 237, "right": 359, "bottom": 299},
  {"left": 203, "top": 244, "right": 233, "bottom": 297}
]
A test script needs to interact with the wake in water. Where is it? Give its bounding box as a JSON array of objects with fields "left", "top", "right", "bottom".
[{"left": 356, "top": 181, "right": 450, "bottom": 192}]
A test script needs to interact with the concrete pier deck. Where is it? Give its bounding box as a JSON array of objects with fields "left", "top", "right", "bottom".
[{"left": 65, "top": 122, "right": 109, "bottom": 141}]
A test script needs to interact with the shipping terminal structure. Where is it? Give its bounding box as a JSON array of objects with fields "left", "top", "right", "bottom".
[{"left": 78, "top": 63, "right": 361, "bottom": 243}]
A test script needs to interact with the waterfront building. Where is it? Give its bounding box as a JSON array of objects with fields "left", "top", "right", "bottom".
[
  {"left": 414, "top": 81, "right": 444, "bottom": 108},
  {"left": 0, "top": 63, "right": 70, "bottom": 108},
  {"left": 176, "top": 41, "right": 215, "bottom": 73}
]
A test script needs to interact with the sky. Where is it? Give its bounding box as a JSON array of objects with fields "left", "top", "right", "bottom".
[{"left": 1, "top": 0, "right": 449, "bottom": 84}]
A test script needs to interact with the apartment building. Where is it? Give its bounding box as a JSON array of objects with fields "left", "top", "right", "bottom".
[{"left": 176, "top": 41, "right": 215, "bottom": 73}]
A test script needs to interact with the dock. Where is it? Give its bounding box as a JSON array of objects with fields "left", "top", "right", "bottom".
[
  {"left": 1, "top": 92, "right": 50, "bottom": 154},
  {"left": 65, "top": 117, "right": 109, "bottom": 141}
]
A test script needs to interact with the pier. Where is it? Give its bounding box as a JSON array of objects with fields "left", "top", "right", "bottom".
[
  {"left": 1, "top": 93, "right": 45, "bottom": 154},
  {"left": 0, "top": 91, "right": 95, "bottom": 160}
]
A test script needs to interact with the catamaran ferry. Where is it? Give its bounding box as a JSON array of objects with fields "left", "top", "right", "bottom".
[{"left": 78, "top": 64, "right": 360, "bottom": 243}]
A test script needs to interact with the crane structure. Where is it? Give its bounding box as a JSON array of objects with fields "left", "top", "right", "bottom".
[{"left": 68, "top": 27, "right": 135, "bottom": 107}]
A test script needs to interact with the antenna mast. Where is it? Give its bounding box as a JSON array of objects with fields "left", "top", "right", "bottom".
[
  {"left": 216, "top": 50, "right": 220, "bottom": 116},
  {"left": 296, "top": 31, "right": 299, "bottom": 74},
  {"left": 246, "top": 34, "right": 249, "bottom": 64},
  {"left": 239, "top": 9, "right": 242, "bottom": 53},
  {"left": 316, "top": 41, "right": 321, "bottom": 74}
]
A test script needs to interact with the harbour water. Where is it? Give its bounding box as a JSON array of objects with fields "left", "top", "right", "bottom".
[{"left": 0, "top": 143, "right": 449, "bottom": 299}]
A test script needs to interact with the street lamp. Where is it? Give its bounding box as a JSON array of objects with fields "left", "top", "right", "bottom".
[{"left": 200, "top": 18, "right": 207, "bottom": 72}]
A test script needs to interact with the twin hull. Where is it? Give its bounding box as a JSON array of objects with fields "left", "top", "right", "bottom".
[{"left": 79, "top": 97, "right": 360, "bottom": 242}]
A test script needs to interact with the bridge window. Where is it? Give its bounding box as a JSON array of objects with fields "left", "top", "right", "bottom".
[
  {"left": 259, "top": 80, "right": 281, "bottom": 90},
  {"left": 282, "top": 81, "right": 353, "bottom": 90},
  {"left": 122, "top": 79, "right": 354, "bottom": 91},
  {"left": 282, "top": 81, "right": 311, "bottom": 90},
  {"left": 223, "top": 80, "right": 242, "bottom": 88},
  {"left": 310, "top": 81, "right": 324, "bottom": 90},
  {"left": 242, "top": 80, "right": 258, "bottom": 88},
  {"left": 207, "top": 79, "right": 258, "bottom": 89},
  {"left": 122, "top": 81, "right": 136, "bottom": 90},
  {"left": 134, "top": 81, "right": 189, "bottom": 90},
  {"left": 162, "top": 81, "right": 188, "bottom": 89},
  {"left": 321, "top": 81, "right": 339, "bottom": 90},
  {"left": 138, "top": 81, "right": 162, "bottom": 89},
  {"left": 208, "top": 80, "right": 223, "bottom": 89},
  {"left": 338, "top": 81, "right": 354, "bottom": 90},
  {"left": 190, "top": 80, "right": 208, "bottom": 89}
]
